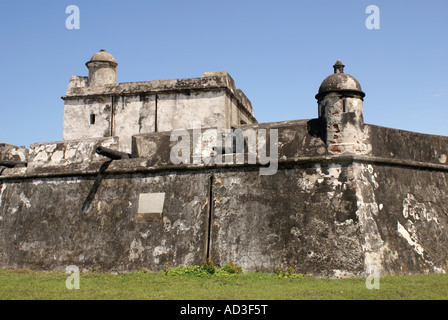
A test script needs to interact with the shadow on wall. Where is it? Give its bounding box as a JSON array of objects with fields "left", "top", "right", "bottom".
[{"left": 81, "top": 160, "right": 112, "bottom": 211}]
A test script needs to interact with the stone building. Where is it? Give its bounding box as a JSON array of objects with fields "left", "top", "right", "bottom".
[
  {"left": 0, "top": 50, "right": 447, "bottom": 277},
  {"left": 63, "top": 50, "right": 256, "bottom": 153}
]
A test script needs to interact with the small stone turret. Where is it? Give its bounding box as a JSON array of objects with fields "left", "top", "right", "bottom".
[
  {"left": 316, "top": 60, "right": 369, "bottom": 154},
  {"left": 86, "top": 49, "right": 118, "bottom": 86}
]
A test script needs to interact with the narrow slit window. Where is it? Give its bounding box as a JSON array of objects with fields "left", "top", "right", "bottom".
[{"left": 90, "top": 114, "right": 96, "bottom": 125}]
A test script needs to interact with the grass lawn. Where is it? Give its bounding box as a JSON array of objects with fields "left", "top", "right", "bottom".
[{"left": 0, "top": 269, "right": 447, "bottom": 300}]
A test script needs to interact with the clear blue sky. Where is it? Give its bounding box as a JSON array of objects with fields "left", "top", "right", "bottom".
[{"left": 1, "top": 0, "right": 447, "bottom": 147}]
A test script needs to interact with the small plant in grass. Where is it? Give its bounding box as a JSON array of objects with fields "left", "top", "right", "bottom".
[
  {"left": 200, "top": 258, "right": 217, "bottom": 274},
  {"left": 221, "top": 261, "right": 243, "bottom": 274},
  {"left": 161, "top": 262, "right": 172, "bottom": 276},
  {"left": 274, "top": 263, "right": 303, "bottom": 279}
]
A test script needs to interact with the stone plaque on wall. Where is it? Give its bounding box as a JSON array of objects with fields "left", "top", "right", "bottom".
[{"left": 137, "top": 192, "right": 165, "bottom": 222}]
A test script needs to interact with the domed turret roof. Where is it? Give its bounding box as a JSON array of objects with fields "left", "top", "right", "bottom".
[
  {"left": 315, "top": 60, "right": 364, "bottom": 100},
  {"left": 86, "top": 49, "right": 118, "bottom": 66}
]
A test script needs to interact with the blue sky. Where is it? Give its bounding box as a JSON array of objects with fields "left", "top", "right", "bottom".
[{"left": 0, "top": 0, "right": 447, "bottom": 147}]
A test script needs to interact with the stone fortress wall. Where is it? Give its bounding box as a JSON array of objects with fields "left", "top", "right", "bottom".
[{"left": 0, "top": 52, "right": 447, "bottom": 277}]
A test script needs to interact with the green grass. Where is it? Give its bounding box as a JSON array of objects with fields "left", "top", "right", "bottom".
[{"left": 0, "top": 269, "right": 447, "bottom": 300}]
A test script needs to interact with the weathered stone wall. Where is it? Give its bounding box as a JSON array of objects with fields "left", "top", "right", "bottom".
[
  {"left": 363, "top": 164, "right": 448, "bottom": 275},
  {"left": 1, "top": 120, "right": 447, "bottom": 277},
  {"left": 210, "top": 165, "right": 363, "bottom": 277},
  {"left": 349, "top": 125, "right": 448, "bottom": 275},
  {"left": 0, "top": 171, "right": 210, "bottom": 272},
  {"left": 3, "top": 160, "right": 445, "bottom": 276},
  {"left": 0, "top": 163, "right": 364, "bottom": 276},
  {"left": 368, "top": 124, "right": 448, "bottom": 165}
]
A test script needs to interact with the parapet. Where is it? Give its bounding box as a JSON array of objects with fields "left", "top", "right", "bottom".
[{"left": 368, "top": 124, "right": 448, "bottom": 167}]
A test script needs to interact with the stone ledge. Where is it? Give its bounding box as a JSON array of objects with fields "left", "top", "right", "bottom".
[{"left": 1, "top": 154, "right": 447, "bottom": 181}]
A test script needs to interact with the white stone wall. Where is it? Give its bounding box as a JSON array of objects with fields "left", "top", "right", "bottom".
[
  {"left": 63, "top": 88, "right": 254, "bottom": 153},
  {"left": 156, "top": 91, "right": 228, "bottom": 132},
  {"left": 113, "top": 95, "right": 156, "bottom": 153},
  {"left": 63, "top": 97, "right": 112, "bottom": 141}
]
